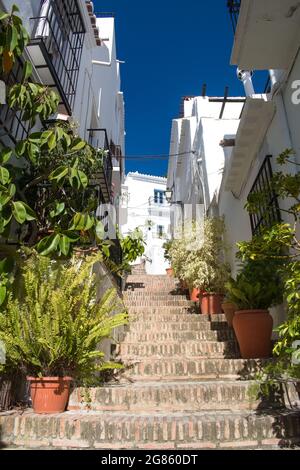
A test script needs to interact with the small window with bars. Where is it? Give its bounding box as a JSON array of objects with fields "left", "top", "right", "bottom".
[{"left": 248, "top": 155, "right": 281, "bottom": 236}]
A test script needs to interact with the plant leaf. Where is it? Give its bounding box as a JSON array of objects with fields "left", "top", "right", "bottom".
[
  {"left": 36, "top": 233, "right": 60, "bottom": 256},
  {"left": 0, "top": 285, "right": 7, "bottom": 306},
  {"left": 49, "top": 166, "right": 68, "bottom": 183},
  {"left": 59, "top": 235, "right": 70, "bottom": 256},
  {"left": 0, "top": 148, "right": 12, "bottom": 164},
  {"left": 22, "top": 61, "right": 32, "bottom": 81},
  {"left": 12, "top": 201, "right": 26, "bottom": 224},
  {"left": 0, "top": 166, "right": 10, "bottom": 185},
  {"left": 71, "top": 139, "right": 86, "bottom": 151}
]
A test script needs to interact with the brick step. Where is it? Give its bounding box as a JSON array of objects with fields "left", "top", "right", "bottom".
[
  {"left": 125, "top": 279, "right": 177, "bottom": 283},
  {"left": 126, "top": 300, "right": 194, "bottom": 307},
  {"left": 119, "top": 341, "right": 239, "bottom": 358},
  {"left": 124, "top": 292, "right": 188, "bottom": 298},
  {"left": 125, "top": 358, "right": 269, "bottom": 380},
  {"left": 125, "top": 289, "right": 179, "bottom": 294},
  {"left": 123, "top": 329, "right": 236, "bottom": 343},
  {"left": 68, "top": 381, "right": 262, "bottom": 412},
  {"left": 127, "top": 320, "right": 230, "bottom": 332},
  {"left": 1, "top": 409, "right": 299, "bottom": 449},
  {"left": 124, "top": 295, "right": 189, "bottom": 302},
  {"left": 127, "top": 313, "right": 226, "bottom": 323},
  {"left": 126, "top": 275, "right": 175, "bottom": 280},
  {"left": 127, "top": 307, "right": 199, "bottom": 315}
]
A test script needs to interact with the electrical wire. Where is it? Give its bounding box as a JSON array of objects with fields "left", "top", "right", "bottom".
[{"left": 111, "top": 151, "right": 195, "bottom": 160}]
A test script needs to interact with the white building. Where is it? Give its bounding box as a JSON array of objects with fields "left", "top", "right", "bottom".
[
  {"left": 168, "top": 0, "right": 300, "bottom": 333},
  {"left": 167, "top": 94, "right": 244, "bottom": 230},
  {"left": 0, "top": 0, "right": 125, "bottom": 207},
  {"left": 219, "top": 0, "right": 300, "bottom": 272},
  {"left": 121, "top": 172, "right": 171, "bottom": 275}
]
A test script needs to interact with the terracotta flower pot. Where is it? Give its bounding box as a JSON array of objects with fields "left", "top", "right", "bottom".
[
  {"left": 200, "top": 293, "right": 223, "bottom": 315},
  {"left": 27, "top": 376, "right": 72, "bottom": 414},
  {"left": 189, "top": 288, "right": 200, "bottom": 302},
  {"left": 233, "top": 310, "right": 273, "bottom": 359},
  {"left": 166, "top": 268, "right": 174, "bottom": 277},
  {"left": 221, "top": 301, "right": 237, "bottom": 327}
]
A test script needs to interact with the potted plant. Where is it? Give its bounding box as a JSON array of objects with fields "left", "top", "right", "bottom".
[
  {"left": 0, "top": 251, "right": 128, "bottom": 414},
  {"left": 162, "top": 240, "right": 174, "bottom": 277},
  {"left": 236, "top": 149, "right": 300, "bottom": 386},
  {"left": 226, "top": 260, "right": 283, "bottom": 359},
  {"left": 180, "top": 218, "right": 230, "bottom": 311}
]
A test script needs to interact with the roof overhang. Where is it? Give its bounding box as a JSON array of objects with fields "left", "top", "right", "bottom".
[
  {"left": 231, "top": 0, "right": 300, "bottom": 70},
  {"left": 224, "top": 95, "right": 275, "bottom": 196}
]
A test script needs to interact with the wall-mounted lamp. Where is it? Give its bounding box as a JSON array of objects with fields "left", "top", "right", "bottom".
[{"left": 165, "top": 189, "right": 173, "bottom": 203}]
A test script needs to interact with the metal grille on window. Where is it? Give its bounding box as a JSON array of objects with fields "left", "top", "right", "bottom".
[
  {"left": 0, "top": 55, "right": 30, "bottom": 146},
  {"left": 28, "top": 0, "right": 86, "bottom": 115},
  {"left": 248, "top": 155, "right": 281, "bottom": 236}
]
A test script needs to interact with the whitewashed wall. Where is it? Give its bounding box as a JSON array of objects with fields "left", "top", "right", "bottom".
[
  {"left": 121, "top": 173, "right": 171, "bottom": 275},
  {"left": 3, "top": 1, "right": 125, "bottom": 202}
]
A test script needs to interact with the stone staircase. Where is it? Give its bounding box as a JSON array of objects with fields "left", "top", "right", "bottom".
[{"left": 0, "top": 274, "right": 299, "bottom": 450}]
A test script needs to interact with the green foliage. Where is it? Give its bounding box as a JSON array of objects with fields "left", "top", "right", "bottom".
[
  {"left": 0, "top": 256, "right": 15, "bottom": 306},
  {"left": 0, "top": 5, "right": 30, "bottom": 74},
  {"left": 225, "top": 259, "right": 283, "bottom": 310},
  {"left": 169, "top": 218, "right": 230, "bottom": 292},
  {"left": 0, "top": 10, "right": 124, "bottom": 309},
  {"left": 9, "top": 81, "right": 59, "bottom": 126},
  {"left": 240, "top": 148, "right": 300, "bottom": 384},
  {"left": 120, "top": 228, "right": 145, "bottom": 267},
  {"left": 0, "top": 251, "right": 128, "bottom": 378},
  {"left": 162, "top": 239, "right": 172, "bottom": 262}
]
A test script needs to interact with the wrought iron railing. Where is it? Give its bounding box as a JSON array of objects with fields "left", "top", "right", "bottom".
[
  {"left": 30, "top": 0, "right": 85, "bottom": 115},
  {"left": 227, "top": 0, "right": 241, "bottom": 34},
  {"left": 87, "top": 128, "right": 113, "bottom": 202},
  {"left": 248, "top": 156, "right": 281, "bottom": 236},
  {"left": 109, "top": 237, "right": 123, "bottom": 289}
]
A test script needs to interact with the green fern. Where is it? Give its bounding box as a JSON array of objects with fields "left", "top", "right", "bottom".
[{"left": 0, "top": 251, "right": 128, "bottom": 379}]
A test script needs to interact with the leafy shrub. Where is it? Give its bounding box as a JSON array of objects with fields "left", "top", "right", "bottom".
[
  {"left": 0, "top": 252, "right": 128, "bottom": 380},
  {"left": 169, "top": 218, "right": 230, "bottom": 293}
]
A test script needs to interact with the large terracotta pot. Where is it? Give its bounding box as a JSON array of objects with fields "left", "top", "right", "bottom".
[
  {"left": 189, "top": 288, "right": 200, "bottom": 302},
  {"left": 233, "top": 310, "right": 273, "bottom": 359},
  {"left": 166, "top": 268, "right": 174, "bottom": 277},
  {"left": 200, "top": 293, "right": 223, "bottom": 315},
  {"left": 27, "top": 376, "right": 72, "bottom": 414},
  {"left": 221, "top": 301, "right": 237, "bottom": 327}
]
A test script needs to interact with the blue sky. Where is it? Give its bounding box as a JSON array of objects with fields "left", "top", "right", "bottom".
[{"left": 94, "top": 0, "right": 268, "bottom": 177}]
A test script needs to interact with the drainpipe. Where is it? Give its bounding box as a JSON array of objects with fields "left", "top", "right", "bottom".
[
  {"left": 92, "top": 59, "right": 125, "bottom": 67},
  {"left": 236, "top": 69, "right": 255, "bottom": 97},
  {"left": 92, "top": 59, "right": 112, "bottom": 67}
]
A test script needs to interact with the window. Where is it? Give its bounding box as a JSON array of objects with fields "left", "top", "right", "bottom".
[
  {"left": 28, "top": 0, "right": 86, "bottom": 115},
  {"left": 248, "top": 155, "right": 281, "bottom": 236},
  {"left": 157, "top": 225, "right": 164, "bottom": 238},
  {"left": 154, "top": 190, "right": 164, "bottom": 204}
]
